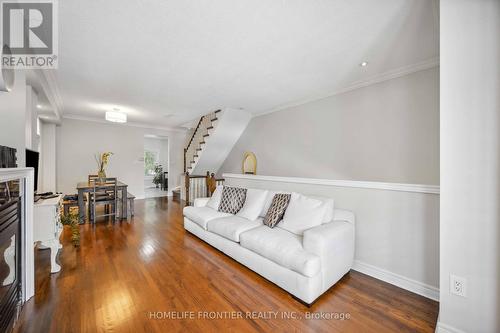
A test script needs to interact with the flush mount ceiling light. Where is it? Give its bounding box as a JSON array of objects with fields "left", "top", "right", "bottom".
[
  {"left": 105, "top": 109, "right": 127, "bottom": 123},
  {"left": 360, "top": 61, "right": 368, "bottom": 67}
]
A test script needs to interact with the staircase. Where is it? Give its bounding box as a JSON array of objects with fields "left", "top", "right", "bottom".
[
  {"left": 181, "top": 108, "right": 251, "bottom": 203},
  {"left": 183, "top": 108, "right": 251, "bottom": 175},
  {"left": 184, "top": 110, "right": 221, "bottom": 173}
]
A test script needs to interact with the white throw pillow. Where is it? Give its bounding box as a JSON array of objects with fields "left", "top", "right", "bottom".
[
  {"left": 309, "top": 195, "right": 335, "bottom": 223},
  {"left": 206, "top": 185, "right": 223, "bottom": 210},
  {"left": 279, "top": 193, "right": 326, "bottom": 235},
  {"left": 237, "top": 188, "right": 268, "bottom": 221}
]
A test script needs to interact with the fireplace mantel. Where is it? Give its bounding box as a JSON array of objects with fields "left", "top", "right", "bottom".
[{"left": 0, "top": 168, "right": 35, "bottom": 302}]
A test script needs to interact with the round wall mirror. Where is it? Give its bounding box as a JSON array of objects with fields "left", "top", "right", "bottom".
[
  {"left": 0, "top": 45, "right": 15, "bottom": 92},
  {"left": 242, "top": 152, "right": 257, "bottom": 175}
]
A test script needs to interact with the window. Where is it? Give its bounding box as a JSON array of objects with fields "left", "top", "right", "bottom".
[{"left": 144, "top": 150, "right": 159, "bottom": 176}]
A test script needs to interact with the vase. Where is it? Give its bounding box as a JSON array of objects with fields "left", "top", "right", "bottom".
[{"left": 97, "top": 170, "right": 106, "bottom": 183}]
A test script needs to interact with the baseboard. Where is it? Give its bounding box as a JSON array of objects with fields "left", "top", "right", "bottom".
[
  {"left": 435, "top": 322, "right": 466, "bottom": 333},
  {"left": 352, "top": 260, "right": 439, "bottom": 301}
]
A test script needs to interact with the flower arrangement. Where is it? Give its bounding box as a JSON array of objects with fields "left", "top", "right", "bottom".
[{"left": 95, "top": 152, "right": 113, "bottom": 179}]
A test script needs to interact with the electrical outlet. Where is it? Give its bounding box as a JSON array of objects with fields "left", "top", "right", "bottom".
[{"left": 450, "top": 274, "right": 467, "bottom": 297}]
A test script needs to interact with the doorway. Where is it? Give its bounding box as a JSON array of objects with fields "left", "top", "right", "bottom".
[{"left": 143, "top": 135, "right": 169, "bottom": 198}]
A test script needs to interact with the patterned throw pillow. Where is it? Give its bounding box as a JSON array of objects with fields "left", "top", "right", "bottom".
[
  {"left": 263, "top": 193, "right": 291, "bottom": 228},
  {"left": 218, "top": 186, "right": 247, "bottom": 214}
]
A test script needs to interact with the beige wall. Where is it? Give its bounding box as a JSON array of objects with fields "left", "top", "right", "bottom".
[{"left": 220, "top": 67, "right": 439, "bottom": 185}]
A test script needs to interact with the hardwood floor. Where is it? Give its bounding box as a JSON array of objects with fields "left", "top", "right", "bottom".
[{"left": 15, "top": 197, "right": 438, "bottom": 333}]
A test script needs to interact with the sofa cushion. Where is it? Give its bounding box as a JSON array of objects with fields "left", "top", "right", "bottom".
[
  {"left": 183, "top": 206, "right": 231, "bottom": 230},
  {"left": 207, "top": 216, "right": 263, "bottom": 242},
  {"left": 236, "top": 188, "right": 268, "bottom": 221},
  {"left": 206, "top": 185, "right": 223, "bottom": 210},
  {"left": 309, "top": 196, "right": 335, "bottom": 223},
  {"left": 263, "top": 193, "right": 291, "bottom": 228},
  {"left": 279, "top": 193, "right": 327, "bottom": 235},
  {"left": 239, "top": 226, "right": 321, "bottom": 277},
  {"left": 218, "top": 186, "right": 247, "bottom": 214}
]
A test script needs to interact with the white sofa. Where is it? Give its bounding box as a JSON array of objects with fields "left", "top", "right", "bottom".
[{"left": 183, "top": 189, "right": 355, "bottom": 305}]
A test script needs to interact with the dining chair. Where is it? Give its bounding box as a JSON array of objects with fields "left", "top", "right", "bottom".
[
  {"left": 89, "top": 177, "right": 118, "bottom": 223},
  {"left": 87, "top": 174, "right": 112, "bottom": 218}
]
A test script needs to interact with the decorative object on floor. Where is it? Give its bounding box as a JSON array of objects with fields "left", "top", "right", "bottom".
[
  {"left": 218, "top": 186, "right": 247, "bottom": 214},
  {"left": 95, "top": 152, "right": 113, "bottom": 181},
  {"left": 60, "top": 211, "right": 80, "bottom": 247},
  {"left": 242, "top": 152, "right": 257, "bottom": 175},
  {"left": 263, "top": 193, "right": 291, "bottom": 228},
  {"left": 153, "top": 164, "right": 163, "bottom": 188}
]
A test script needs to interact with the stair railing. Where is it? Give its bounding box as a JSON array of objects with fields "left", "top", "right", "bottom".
[
  {"left": 183, "top": 110, "right": 220, "bottom": 173},
  {"left": 183, "top": 171, "right": 224, "bottom": 205}
]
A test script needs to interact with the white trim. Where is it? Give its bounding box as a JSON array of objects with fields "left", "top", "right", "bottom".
[
  {"left": 435, "top": 322, "right": 466, "bottom": 333},
  {"left": 0, "top": 168, "right": 35, "bottom": 302},
  {"left": 254, "top": 57, "right": 440, "bottom": 117},
  {"left": 222, "top": 173, "right": 440, "bottom": 195},
  {"left": 352, "top": 260, "right": 439, "bottom": 301},
  {"left": 62, "top": 114, "right": 187, "bottom": 133}
]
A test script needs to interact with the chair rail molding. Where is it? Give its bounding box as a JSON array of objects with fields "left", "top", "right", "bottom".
[{"left": 222, "top": 173, "right": 440, "bottom": 195}]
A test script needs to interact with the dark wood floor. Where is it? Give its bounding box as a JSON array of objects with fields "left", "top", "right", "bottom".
[{"left": 15, "top": 197, "right": 438, "bottom": 333}]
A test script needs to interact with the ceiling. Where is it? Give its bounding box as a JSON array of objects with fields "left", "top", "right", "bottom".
[{"left": 47, "top": 0, "right": 438, "bottom": 129}]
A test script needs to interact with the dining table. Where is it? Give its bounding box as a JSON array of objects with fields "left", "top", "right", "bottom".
[{"left": 76, "top": 180, "right": 128, "bottom": 223}]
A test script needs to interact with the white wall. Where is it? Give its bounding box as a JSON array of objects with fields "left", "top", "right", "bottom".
[
  {"left": 439, "top": 1, "right": 500, "bottom": 332},
  {"left": 39, "top": 122, "right": 57, "bottom": 193},
  {"left": 220, "top": 67, "right": 439, "bottom": 185},
  {"left": 224, "top": 174, "right": 440, "bottom": 300},
  {"left": 0, "top": 71, "right": 27, "bottom": 167},
  {"left": 25, "top": 86, "right": 39, "bottom": 151},
  {"left": 57, "top": 118, "right": 186, "bottom": 199}
]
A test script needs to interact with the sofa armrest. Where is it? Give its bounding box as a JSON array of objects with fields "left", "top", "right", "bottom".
[
  {"left": 193, "top": 197, "right": 210, "bottom": 207},
  {"left": 333, "top": 209, "right": 355, "bottom": 225},
  {"left": 303, "top": 221, "right": 355, "bottom": 291}
]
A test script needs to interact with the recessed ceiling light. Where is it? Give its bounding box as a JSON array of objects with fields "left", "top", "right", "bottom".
[
  {"left": 105, "top": 110, "right": 127, "bottom": 123},
  {"left": 360, "top": 61, "right": 368, "bottom": 67},
  {"left": 36, "top": 104, "right": 42, "bottom": 109}
]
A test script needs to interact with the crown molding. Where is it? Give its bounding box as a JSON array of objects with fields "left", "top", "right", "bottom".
[
  {"left": 62, "top": 114, "right": 187, "bottom": 133},
  {"left": 254, "top": 57, "right": 440, "bottom": 118},
  {"left": 34, "top": 69, "right": 64, "bottom": 121}
]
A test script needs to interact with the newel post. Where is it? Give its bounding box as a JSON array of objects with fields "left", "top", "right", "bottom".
[
  {"left": 206, "top": 172, "right": 217, "bottom": 197},
  {"left": 185, "top": 172, "right": 190, "bottom": 205},
  {"left": 183, "top": 148, "right": 187, "bottom": 173}
]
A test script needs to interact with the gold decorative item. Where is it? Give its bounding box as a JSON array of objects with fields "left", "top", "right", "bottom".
[
  {"left": 95, "top": 152, "right": 113, "bottom": 182},
  {"left": 242, "top": 152, "right": 257, "bottom": 175}
]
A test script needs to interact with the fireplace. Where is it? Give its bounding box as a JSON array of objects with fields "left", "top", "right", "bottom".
[
  {"left": 0, "top": 184, "right": 21, "bottom": 331},
  {"left": 0, "top": 165, "right": 35, "bottom": 332}
]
